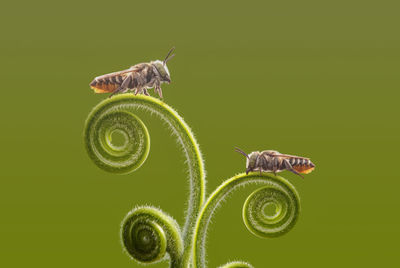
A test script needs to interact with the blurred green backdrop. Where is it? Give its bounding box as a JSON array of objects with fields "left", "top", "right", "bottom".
[{"left": 1, "top": 0, "right": 399, "bottom": 267}]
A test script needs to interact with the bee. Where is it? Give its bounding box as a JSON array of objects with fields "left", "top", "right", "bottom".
[
  {"left": 235, "top": 147, "right": 315, "bottom": 178},
  {"left": 89, "top": 47, "right": 175, "bottom": 98}
]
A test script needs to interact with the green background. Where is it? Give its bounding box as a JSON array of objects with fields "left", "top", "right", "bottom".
[{"left": 1, "top": 0, "right": 399, "bottom": 267}]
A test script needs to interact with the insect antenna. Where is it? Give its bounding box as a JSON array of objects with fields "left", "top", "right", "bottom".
[
  {"left": 163, "top": 47, "right": 175, "bottom": 65},
  {"left": 235, "top": 147, "right": 249, "bottom": 159}
]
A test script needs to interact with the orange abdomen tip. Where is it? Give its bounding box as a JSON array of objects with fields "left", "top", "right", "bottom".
[
  {"left": 291, "top": 158, "right": 315, "bottom": 174},
  {"left": 90, "top": 79, "right": 118, "bottom": 93},
  {"left": 296, "top": 166, "right": 315, "bottom": 174}
]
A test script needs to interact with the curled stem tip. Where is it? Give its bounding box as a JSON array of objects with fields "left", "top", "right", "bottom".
[
  {"left": 243, "top": 184, "right": 300, "bottom": 238},
  {"left": 121, "top": 206, "right": 183, "bottom": 267},
  {"left": 191, "top": 173, "right": 300, "bottom": 268},
  {"left": 84, "top": 108, "right": 150, "bottom": 174}
]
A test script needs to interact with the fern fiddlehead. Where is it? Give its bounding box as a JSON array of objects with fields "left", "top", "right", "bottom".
[
  {"left": 84, "top": 108, "right": 150, "bottom": 174},
  {"left": 84, "top": 95, "right": 302, "bottom": 268},
  {"left": 84, "top": 95, "right": 206, "bottom": 267},
  {"left": 121, "top": 206, "right": 183, "bottom": 266},
  {"left": 191, "top": 173, "right": 300, "bottom": 268}
]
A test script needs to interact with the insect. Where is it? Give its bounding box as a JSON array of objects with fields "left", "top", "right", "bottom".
[
  {"left": 235, "top": 147, "right": 315, "bottom": 178},
  {"left": 90, "top": 47, "right": 175, "bottom": 98}
]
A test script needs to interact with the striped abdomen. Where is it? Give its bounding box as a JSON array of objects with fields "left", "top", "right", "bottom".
[
  {"left": 90, "top": 74, "right": 128, "bottom": 93},
  {"left": 289, "top": 158, "right": 315, "bottom": 174}
]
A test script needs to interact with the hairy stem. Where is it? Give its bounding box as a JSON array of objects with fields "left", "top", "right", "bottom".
[
  {"left": 191, "top": 173, "right": 300, "bottom": 268},
  {"left": 84, "top": 95, "right": 206, "bottom": 266},
  {"left": 121, "top": 206, "right": 183, "bottom": 267},
  {"left": 218, "top": 261, "right": 254, "bottom": 268},
  {"left": 85, "top": 95, "right": 303, "bottom": 268}
]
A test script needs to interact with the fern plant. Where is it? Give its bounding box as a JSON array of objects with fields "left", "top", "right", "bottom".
[{"left": 84, "top": 95, "right": 300, "bottom": 268}]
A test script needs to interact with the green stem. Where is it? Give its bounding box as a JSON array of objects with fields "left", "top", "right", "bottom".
[
  {"left": 85, "top": 95, "right": 302, "bottom": 268},
  {"left": 191, "top": 173, "right": 300, "bottom": 268},
  {"left": 84, "top": 95, "right": 206, "bottom": 266}
]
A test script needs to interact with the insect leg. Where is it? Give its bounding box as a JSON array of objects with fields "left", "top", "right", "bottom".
[
  {"left": 158, "top": 87, "right": 163, "bottom": 99},
  {"left": 143, "top": 88, "right": 150, "bottom": 96},
  {"left": 154, "top": 82, "right": 163, "bottom": 99},
  {"left": 273, "top": 157, "right": 279, "bottom": 176},
  {"left": 109, "top": 87, "right": 124, "bottom": 98},
  {"left": 109, "top": 75, "right": 132, "bottom": 98},
  {"left": 254, "top": 155, "right": 262, "bottom": 175},
  {"left": 283, "top": 159, "right": 304, "bottom": 179},
  {"left": 246, "top": 167, "right": 251, "bottom": 175},
  {"left": 257, "top": 154, "right": 268, "bottom": 176}
]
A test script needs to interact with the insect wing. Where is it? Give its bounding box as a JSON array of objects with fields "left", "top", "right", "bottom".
[
  {"left": 275, "top": 153, "right": 310, "bottom": 160},
  {"left": 90, "top": 64, "right": 146, "bottom": 93},
  {"left": 93, "top": 66, "right": 139, "bottom": 81}
]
